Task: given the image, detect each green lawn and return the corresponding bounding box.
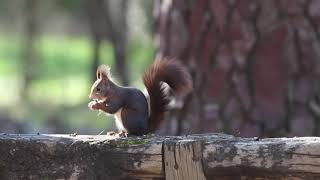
[0,34,154,133]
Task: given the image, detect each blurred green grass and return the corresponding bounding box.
[0,34,154,133]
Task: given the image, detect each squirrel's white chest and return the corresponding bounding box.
[114,108,125,131]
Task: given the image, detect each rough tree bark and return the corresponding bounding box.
[1,133,320,180]
[154,0,320,137]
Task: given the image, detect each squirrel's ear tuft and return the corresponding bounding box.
[96,64,111,80]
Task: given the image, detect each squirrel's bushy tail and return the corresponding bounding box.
[143,58,192,132]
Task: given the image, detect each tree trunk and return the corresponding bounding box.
[101,0,129,85]
[86,0,104,83]
[154,0,320,137]
[86,0,129,85]
[21,0,39,102]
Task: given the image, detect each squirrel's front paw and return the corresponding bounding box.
[88,101,96,110]
[88,101,103,110]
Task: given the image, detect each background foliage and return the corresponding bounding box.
[0,0,154,134]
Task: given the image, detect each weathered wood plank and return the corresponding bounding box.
[1,133,320,179]
[0,134,164,180]
[164,139,206,180]
[202,136,320,178]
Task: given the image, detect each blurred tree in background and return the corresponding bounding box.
[21,0,40,102]
[155,0,320,137]
[87,0,129,85]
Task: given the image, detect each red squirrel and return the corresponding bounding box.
[88,58,192,136]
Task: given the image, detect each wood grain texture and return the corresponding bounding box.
[0,134,164,180]
[164,140,206,180]
[1,133,320,179]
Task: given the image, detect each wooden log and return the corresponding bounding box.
[0,134,164,180]
[164,134,320,180]
[1,133,320,179]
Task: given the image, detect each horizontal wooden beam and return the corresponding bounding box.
[0,133,320,179]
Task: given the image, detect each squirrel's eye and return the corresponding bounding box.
[96,87,101,92]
